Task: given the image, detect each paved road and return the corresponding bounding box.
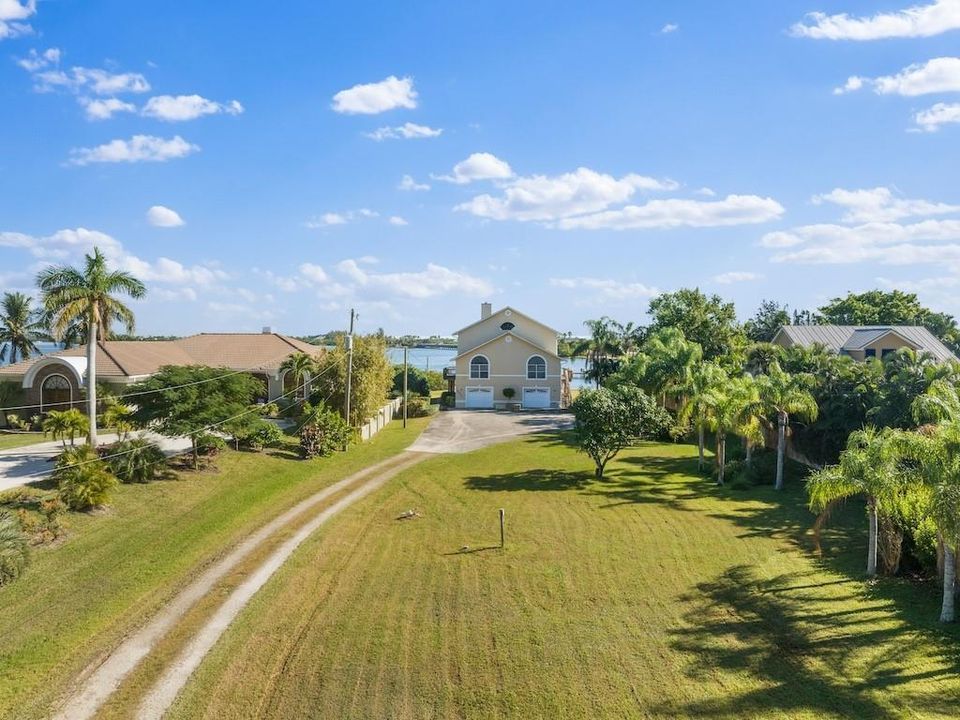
[0,433,194,492]
[409,409,573,454]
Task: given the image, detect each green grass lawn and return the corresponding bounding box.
[0,432,47,450]
[171,433,960,720]
[0,418,430,720]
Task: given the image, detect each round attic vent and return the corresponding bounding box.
[504,309,512,317]
[505,336,513,343]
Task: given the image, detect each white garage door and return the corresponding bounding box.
[523,387,550,409]
[465,387,494,409]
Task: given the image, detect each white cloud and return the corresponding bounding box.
[303,209,378,228]
[331,75,417,114]
[436,152,514,184]
[836,57,960,96]
[791,0,960,40]
[695,187,716,197]
[812,187,960,223]
[914,101,960,130]
[33,66,150,95]
[146,205,185,227]
[299,262,329,283]
[876,275,960,292]
[833,76,864,95]
[660,23,679,34]
[365,122,442,141]
[0,0,35,40]
[388,216,408,226]
[456,167,679,222]
[142,94,244,121]
[398,174,430,191]
[68,135,199,165]
[549,276,658,300]
[334,259,493,299]
[556,194,784,231]
[16,47,59,72]
[81,97,136,120]
[713,271,762,284]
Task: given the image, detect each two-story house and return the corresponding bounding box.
[452,303,563,409]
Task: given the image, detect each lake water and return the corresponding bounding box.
[387,346,591,389]
[0,341,61,367]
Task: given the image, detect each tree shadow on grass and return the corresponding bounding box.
[464,469,592,493]
[656,564,960,719]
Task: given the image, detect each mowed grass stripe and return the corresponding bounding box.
[169,433,960,720]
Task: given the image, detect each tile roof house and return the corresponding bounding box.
[0,329,323,416]
[771,325,956,363]
[451,303,568,409]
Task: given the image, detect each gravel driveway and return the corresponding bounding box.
[409,410,573,454]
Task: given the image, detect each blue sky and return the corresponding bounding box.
[3,0,960,337]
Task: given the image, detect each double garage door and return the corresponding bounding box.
[464,387,551,409]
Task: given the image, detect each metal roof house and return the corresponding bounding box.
[771,325,956,363]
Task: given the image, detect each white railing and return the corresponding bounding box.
[358,397,403,442]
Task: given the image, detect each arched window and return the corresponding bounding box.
[527,355,546,379]
[470,355,490,379]
[500,321,515,331]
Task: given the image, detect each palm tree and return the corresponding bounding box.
[37,247,146,448]
[642,328,703,408]
[678,361,727,471]
[704,375,759,486]
[0,292,47,364]
[756,362,819,490]
[807,427,914,577]
[911,378,960,425]
[574,318,621,388]
[42,408,88,447]
[102,402,135,441]
[279,352,317,401]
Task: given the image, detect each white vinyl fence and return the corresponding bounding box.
[358,397,403,442]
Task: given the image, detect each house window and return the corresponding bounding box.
[500,322,515,331]
[527,355,546,379]
[470,355,490,379]
[881,348,895,358]
[864,348,876,358]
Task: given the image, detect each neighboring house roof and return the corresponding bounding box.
[453,306,560,337]
[0,333,324,380]
[772,325,956,363]
[454,330,560,361]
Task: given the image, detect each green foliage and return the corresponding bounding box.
[107,438,167,483]
[42,408,88,447]
[744,300,791,343]
[423,370,446,391]
[6,414,30,432]
[195,433,227,458]
[299,407,352,459]
[55,445,118,510]
[0,292,46,365]
[502,387,516,399]
[225,417,284,452]
[392,366,430,397]
[101,402,135,441]
[647,288,746,362]
[128,365,262,467]
[312,334,393,427]
[618,327,703,402]
[440,391,456,408]
[400,396,437,418]
[0,382,25,428]
[571,317,632,387]
[0,510,29,586]
[280,352,318,401]
[571,387,670,479]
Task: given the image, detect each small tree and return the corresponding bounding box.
[102,402,135,441]
[108,438,167,483]
[300,407,352,458]
[393,366,430,397]
[312,334,393,427]
[756,362,819,490]
[0,510,29,586]
[128,366,262,469]
[571,387,669,479]
[55,445,118,510]
[42,409,88,447]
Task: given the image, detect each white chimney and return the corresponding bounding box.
[262,326,272,334]
[481,302,492,320]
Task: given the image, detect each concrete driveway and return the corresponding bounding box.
[408,410,573,454]
[0,433,194,492]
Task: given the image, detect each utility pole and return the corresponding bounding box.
[344,308,355,427]
[402,345,408,428]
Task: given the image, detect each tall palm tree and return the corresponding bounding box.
[678,361,727,471]
[0,292,47,364]
[279,351,317,401]
[37,247,146,447]
[807,427,914,577]
[911,378,960,425]
[574,318,621,388]
[642,327,703,408]
[756,362,819,490]
[704,375,759,486]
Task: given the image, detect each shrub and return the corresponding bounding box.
[503,387,516,400]
[226,419,284,452]
[6,414,30,431]
[399,396,436,419]
[107,438,167,483]
[0,510,29,585]
[195,433,227,457]
[440,391,456,408]
[300,408,352,459]
[55,446,118,511]
[393,367,430,397]
[424,370,446,392]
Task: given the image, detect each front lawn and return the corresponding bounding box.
[172,433,960,719]
[0,432,47,450]
[0,418,430,720]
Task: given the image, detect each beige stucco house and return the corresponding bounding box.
[0,329,323,418]
[771,325,956,363]
[452,303,566,409]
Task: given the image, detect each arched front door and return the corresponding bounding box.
[41,374,73,412]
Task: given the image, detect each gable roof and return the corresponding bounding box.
[454,330,560,361]
[773,325,956,363]
[0,333,324,380]
[453,306,559,336]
